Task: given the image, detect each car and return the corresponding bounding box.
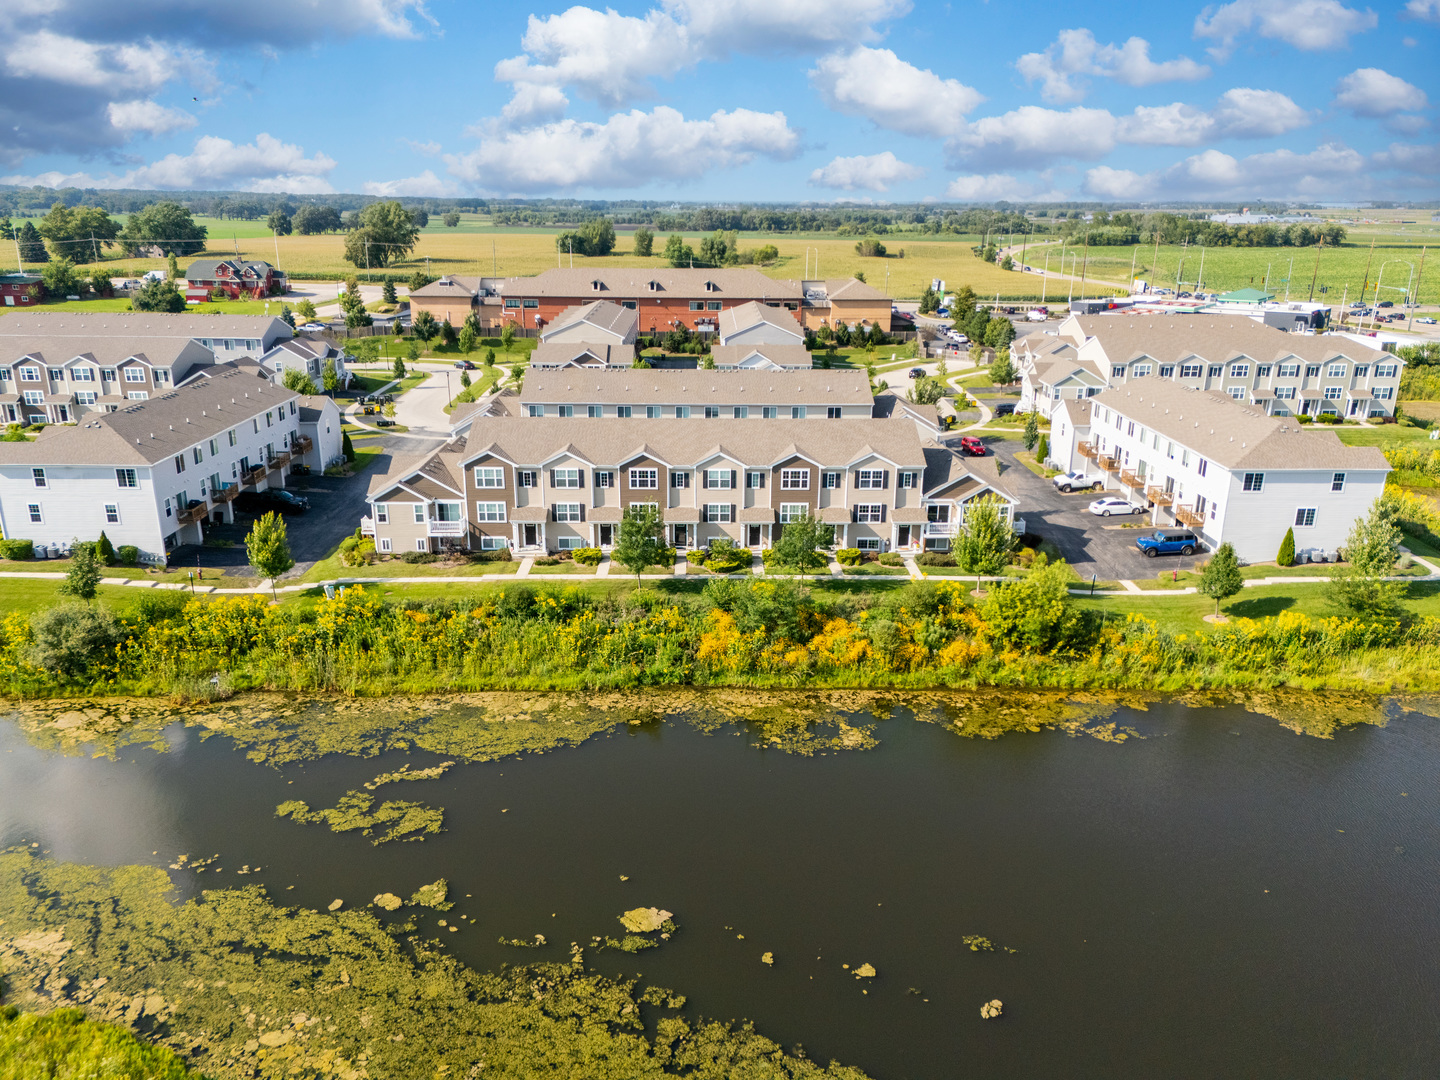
[1027,309,1049,321]
[234,489,310,516]
[375,417,396,427]
[1053,471,1101,493]
[909,367,926,378]
[1089,496,1143,517]
[935,308,949,317]
[454,360,476,370]
[1418,317,1437,325]
[992,402,1016,417]
[1135,528,1203,558]
[1379,300,1394,308]
[953,333,968,344]
[958,435,987,456]
[299,322,326,332]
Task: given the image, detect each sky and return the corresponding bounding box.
[0,0,1436,204]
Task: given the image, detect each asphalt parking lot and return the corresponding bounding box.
[985,438,1200,582]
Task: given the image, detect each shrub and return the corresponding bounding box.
[467,547,512,563]
[1277,527,1296,567]
[571,547,604,566]
[534,556,562,566]
[1294,413,1313,424]
[878,552,904,566]
[836,547,864,566]
[0,538,34,560]
[918,551,958,566]
[400,550,440,564]
[117,545,140,566]
[96,531,116,566]
[27,603,126,679]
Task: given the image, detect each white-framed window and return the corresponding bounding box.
[1375,364,1398,379]
[856,469,886,489]
[1294,507,1316,527]
[733,406,748,419]
[705,468,732,489]
[1111,365,1126,378]
[1278,363,1301,378]
[1208,366,1222,378]
[100,368,116,381]
[629,468,658,489]
[827,406,842,419]
[1133,364,1153,377]
[1375,387,1395,400]
[28,503,42,523]
[209,438,219,455]
[379,537,392,552]
[616,406,632,418]
[557,405,574,418]
[674,406,690,418]
[791,406,807,419]
[587,405,602,418]
[1327,363,1347,378]
[551,468,581,488]
[518,470,537,487]
[479,536,507,550]
[116,468,138,488]
[646,406,662,418]
[1179,363,1202,378]
[899,471,918,489]
[415,538,428,552]
[411,504,425,524]
[1332,472,1346,492]
[1257,365,1272,377]
[1230,364,1250,378]
[123,367,146,383]
[174,454,185,473]
[779,503,809,523]
[596,471,615,488]
[193,446,204,464]
[762,407,777,419]
[704,503,733,522]
[18,366,40,382]
[1243,472,1264,492]
[747,471,765,489]
[671,471,690,489]
[104,504,120,523]
[32,468,45,488]
[823,471,841,489]
[856,537,881,551]
[1324,387,1344,400]
[1228,386,1246,400]
[1197,458,1208,477]
[376,504,388,523]
[553,503,581,522]
[556,536,583,549]
[1305,365,1320,378]
[474,466,504,488]
[855,504,885,522]
[704,406,720,419]
[1275,387,1296,400]
[22,390,42,405]
[71,366,94,382]
[528,405,543,417]
[228,429,237,446]
[780,468,810,490]
[475,502,506,522]
[127,391,149,401]
[1354,365,1369,378]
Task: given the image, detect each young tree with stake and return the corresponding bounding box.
[1198,542,1244,619]
[613,504,665,584]
[247,512,294,601]
[954,496,1015,594]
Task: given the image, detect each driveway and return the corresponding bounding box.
[986,438,1171,582]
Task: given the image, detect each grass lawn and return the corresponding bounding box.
[1334,423,1435,448]
[446,367,504,413]
[298,553,522,583]
[0,579,149,616]
[842,563,908,576]
[0,558,256,587]
[528,561,596,575]
[0,297,288,318]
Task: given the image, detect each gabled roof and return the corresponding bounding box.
[819,277,889,302]
[1072,314,1389,369]
[921,447,1017,502]
[540,300,637,342]
[530,342,635,368]
[716,300,804,344]
[409,275,482,299]
[0,312,290,343]
[185,259,278,280]
[496,268,803,301]
[518,368,871,407]
[710,344,813,369]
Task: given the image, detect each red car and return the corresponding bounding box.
[959,435,987,456]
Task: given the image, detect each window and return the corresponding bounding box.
[1327,363,1347,378]
[762,407,777,419]
[556,536,583,550]
[553,503,581,522]
[522,299,539,309]
[1294,507,1316,528]
[31,468,45,488]
[47,368,63,382]
[193,446,204,464]
[228,429,237,447]
[1278,363,1300,378]
[480,536,507,550]
[1197,458,1208,477]
[1159,365,1175,378]
[71,366,93,382]
[827,406,842,419]
[1111,365,1126,378]
[1230,364,1250,378]
[474,467,504,488]
[1243,472,1264,492]
[705,469,732,489]
[856,537,881,551]
[1181,450,1190,468]
[791,406,807,419]
[856,504,887,523]
[747,471,766,489]
[587,405,602,418]
[899,471,918,489]
[1275,386,1296,400]
[1179,364,1202,379]
[415,538,428,552]
[616,406,632,418]
[673,471,691,488]
[116,468,137,488]
[780,468,810,490]
[1257,365,1272,377]
[596,471,615,488]
[704,406,720,419]
[101,368,116,381]
[123,367,146,383]
[22,390,42,405]
[378,537,392,553]
[856,469,887,489]
[1304,365,1320,378]
[706,301,722,311]
[1331,472,1346,492]
[1354,365,1369,378]
[551,468,581,488]
[1375,386,1395,401]
[822,471,841,489]
[28,504,42,523]
[1207,366,1222,378]
[412,504,425,524]
[1324,386,1343,400]
[646,406,662,418]
[518,470,537,487]
[1375,364,1398,379]
[504,299,520,308]
[528,405,544,417]
[557,405,574,418]
[1228,386,1246,400]
[779,503,808,523]
[1133,364,1153,377]
[475,502,506,522]
[704,503,733,523]
[688,301,704,311]
[376,504,388,524]
[174,454,185,473]
[18,366,39,382]
[733,406,748,419]
[209,438,219,456]
[674,406,690,419]
[629,468,658,489]
[105,504,120,524]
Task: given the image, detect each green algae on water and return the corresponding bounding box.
[275,792,444,845]
[407,879,452,910]
[363,762,454,789]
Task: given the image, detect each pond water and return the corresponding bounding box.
[2,697,1439,1079]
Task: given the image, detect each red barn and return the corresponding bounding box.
[0,274,43,308]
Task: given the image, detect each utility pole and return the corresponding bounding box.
[272,229,281,271]
[1196,245,1206,294]
[1129,245,1138,291]
[1406,246,1427,333]
[492,239,497,276]
[1307,236,1324,301]
[1336,284,1347,328]
[1284,255,1294,301]
[1358,236,1376,310]
[1077,231,1090,301]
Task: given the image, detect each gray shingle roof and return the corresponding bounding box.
[717,300,804,342]
[519,368,873,408]
[1070,314,1389,366]
[710,344,812,368]
[0,311,290,342]
[541,300,637,341]
[496,268,804,300]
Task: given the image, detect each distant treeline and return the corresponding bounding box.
[1058,211,1347,248]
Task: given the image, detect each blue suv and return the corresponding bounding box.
[1135,528,1203,558]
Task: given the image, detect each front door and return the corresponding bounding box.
[747,525,761,547]
[897,525,911,548]
[673,525,688,548]
[598,524,613,547]
[523,524,538,547]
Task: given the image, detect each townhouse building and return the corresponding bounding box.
[1047,379,1389,562]
[1017,315,1402,420]
[0,363,306,562]
[710,301,812,370]
[530,300,637,369]
[257,336,350,387]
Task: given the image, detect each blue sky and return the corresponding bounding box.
[1,0,1436,203]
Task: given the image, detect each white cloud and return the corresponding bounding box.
[1209,87,1312,136]
[1194,0,1379,59]
[2,31,206,92]
[809,47,983,137]
[1083,166,1154,200]
[401,138,442,156]
[948,106,1118,168]
[1403,0,1440,22]
[446,106,798,193]
[498,83,570,126]
[106,99,196,136]
[662,0,910,54]
[363,170,458,197]
[1373,141,1440,172]
[1333,68,1429,116]
[944,174,1024,201]
[809,151,924,192]
[1016,29,1210,104]
[1084,142,1369,200]
[1115,103,1216,146]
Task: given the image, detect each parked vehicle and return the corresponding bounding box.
[375,417,396,427]
[234,489,310,516]
[958,435,987,456]
[1418,317,1437,325]
[1379,300,1394,308]
[289,464,311,476]
[1053,471,1101,493]
[1135,528,1202,557]
[299,322,326,332]
[1089,496,1143,517]
[909,367,926,379]
[1027,309,1049,321]
[455,360,476,370]
[993,402,1016,417]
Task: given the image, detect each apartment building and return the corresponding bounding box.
[257,336,350,387]
[1017,315,1402,420]
[530,300,638,369]
[0,363,307,561]
[1047,379,1389,561]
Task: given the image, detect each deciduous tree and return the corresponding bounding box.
[1198,542,1244,617]
[771,511,832,573]
[322,359,338,394]
[267,208,292,236]
[614,503,665,583]
[41,257,80,297]
[633,226,654,257]
[120,202,206,256]
[955,495,1015,594]
[130,278,186,313]
[58,542,102,601]
[1331,499,1402,616]
[282,367,318,395]
[246,512,294,600]
[343,201,421,268]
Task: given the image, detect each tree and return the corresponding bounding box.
[267,208,293,236]
[854,237,886,257]
[120,202,207,256]
[613,503,665,583]
[1331,499,1403,616]
[412,310,440,342]
[37,202,121,252]
[1036,433,1049,464]
[344,303,373,329]
[463,310,483,338]
[952,284,978,322]
[412,208,429,228]
[282,367,318,395]
[95,530,116,566]
[1023,408,1040,451]
[295,298,318,320]
[633,226,654,257]
[322,358,338,394]
[771,511,833,573]
[381,279,398,304]
[989,351,1018,385]
[663,233,694,267]
[342,431,356,461]
[1277,527,1296,567]
[1198,542,1244,618]
[58,542,102,601]
[580,217,616,256]
[279,304,295,329]
[41,257,80,297]
[246,512,294,600]
[1000,254,1015,271]
[754,243,779,265]
[443,212,461,227]
[912,376,945,405]
[130,278,186,313]
[500,322,516,353]
[854,271,867,283]
[343,201,421,268]
[350,337,380,368]
[407,340,422,362]
[17,221,48,264]
[980,561,1079,652]
[984,317,1016,350]
[167,251,180,282]
[509,363,525,390]
[408,270,435,292]
[27,603,124,679]
[393,356,407,379]
[458,324,477,355]
[460,369,471,389]
[918,287,939,314]
[294,204,342,235]
[954,495,1015,593]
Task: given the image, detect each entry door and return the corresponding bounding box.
[598,524,613,547]
[747,525,761,546]
[523,524,538,547]
[897,525,912,547]
[673,525,688,548]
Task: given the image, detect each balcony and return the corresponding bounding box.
[1147,486,1174,507]
[923,522,958,538]
[1078,441,1097,460]
[360,516,375,537]
[267,450,291,471]
[1119,470,1146,491]
[426,519,465,537]
[242,465,267,487]
[1174,504,1205,527]
[1099,455,1121,473]
[293,435,313,454]
[211,484,239,503]
[177,502,207,526]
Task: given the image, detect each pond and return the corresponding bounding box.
[1,693,1438,1079]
